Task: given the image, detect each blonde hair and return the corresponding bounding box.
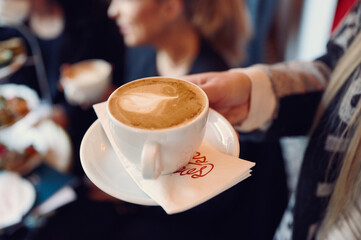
[314,31,361,238]
[183,0,253,67]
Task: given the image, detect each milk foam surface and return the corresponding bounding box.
[119,92,177,114]
[109,78,205,129]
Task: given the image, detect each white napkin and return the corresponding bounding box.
[93,102,255,214]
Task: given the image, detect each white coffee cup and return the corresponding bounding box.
[107,77,209,179]
[60,59,112,106]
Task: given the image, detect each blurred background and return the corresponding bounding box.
[0,0,353,239]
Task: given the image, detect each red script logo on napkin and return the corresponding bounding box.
[174,152,214,178]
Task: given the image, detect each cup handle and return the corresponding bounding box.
[141,141,162,179]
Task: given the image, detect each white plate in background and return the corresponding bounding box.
[0,171,35,229]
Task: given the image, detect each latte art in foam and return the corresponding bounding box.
[108,78,206,129]
[119,92,177,115]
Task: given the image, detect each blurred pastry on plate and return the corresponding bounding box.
[0,95,30,127]
[0,142,42,175]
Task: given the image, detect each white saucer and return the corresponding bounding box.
[80,109,240,206]
[0,171,36,229]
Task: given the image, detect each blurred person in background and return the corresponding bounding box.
[107,0,252,82]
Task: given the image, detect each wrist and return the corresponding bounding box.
[230,67,277,132]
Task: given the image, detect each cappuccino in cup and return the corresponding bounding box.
[108,78,206,130]
[107,77,209,179]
